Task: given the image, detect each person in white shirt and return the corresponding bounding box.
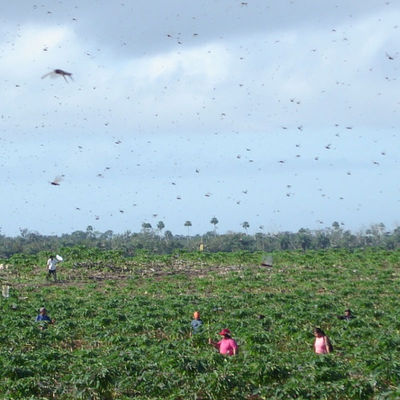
[46,256,59,281]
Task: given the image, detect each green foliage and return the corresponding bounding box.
[1,248,400,398]
[1,222,400,259]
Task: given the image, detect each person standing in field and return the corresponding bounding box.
[46,255,60,281]
[313,328,333,354]
[209,328,238,355]
[191,311,204,335]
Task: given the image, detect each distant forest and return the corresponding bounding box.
[0,220,399,259]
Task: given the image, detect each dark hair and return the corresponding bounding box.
[314,327,325,336]
[223,334,231,338]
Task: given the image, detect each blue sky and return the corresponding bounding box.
[1,0,399,236]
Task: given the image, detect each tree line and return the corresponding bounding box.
[0,220,399,259]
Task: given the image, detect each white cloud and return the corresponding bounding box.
[1,2,400,236]
[119,42,232,88]
[0,25,73,76]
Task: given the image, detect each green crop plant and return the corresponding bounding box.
[1,248,400,398]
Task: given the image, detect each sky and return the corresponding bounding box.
[1,0,399,237]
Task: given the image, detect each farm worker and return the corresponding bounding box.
[46,255,61,281]
[191,311,204,335]
[209,328,238,355]
[313,328,333,354]
[338,309,355,321]
[35,307,55,324]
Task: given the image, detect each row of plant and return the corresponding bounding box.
[3,246,400,269]
[0,248,400,398]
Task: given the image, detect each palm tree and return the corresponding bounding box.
[157,221,165,241]
[332,221,340,230]
[210,217,219,235]
[184,221,192,236]
[241,221,250,234]
[86,225,94,240]
[157,221,165,232]
[141,223,152,233]
[184,221,192,246]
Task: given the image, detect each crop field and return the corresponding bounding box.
[1,248,400,399]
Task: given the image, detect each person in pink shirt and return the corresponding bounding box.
[209,328,238,355]
[313,328,333,354]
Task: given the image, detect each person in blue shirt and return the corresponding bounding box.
[35,307,55,324]
[191,311,204,335]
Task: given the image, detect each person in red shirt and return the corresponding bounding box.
[209,328,238,355]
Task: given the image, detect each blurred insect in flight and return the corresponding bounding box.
[50,176,63,186]
[42,69,73,83]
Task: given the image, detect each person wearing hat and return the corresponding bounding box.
[35,307,55,324]
[338,309,355,321]
[209,328,238,355]
[191,311,204,335]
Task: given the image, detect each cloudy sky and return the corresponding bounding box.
[1,0,399,237]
